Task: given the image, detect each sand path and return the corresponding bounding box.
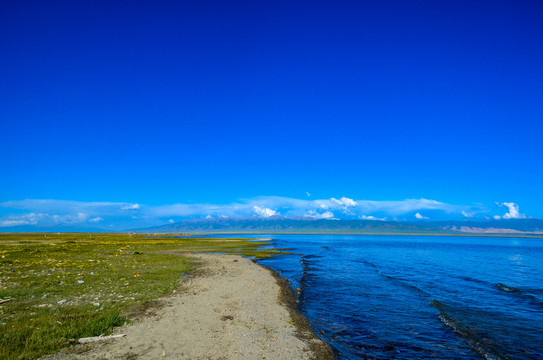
[46,254,332,360]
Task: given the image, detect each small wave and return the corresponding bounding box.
[458,275,490,286]
[380,273,427,296]
[300,254,323,263]
[524,287,543,295]
[496,283,543,309]
[305,254,323,259]
[355,258,428,297]
[300,255,320,273]
[431,300,508,360]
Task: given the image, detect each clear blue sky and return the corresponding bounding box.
[1,1,542,228]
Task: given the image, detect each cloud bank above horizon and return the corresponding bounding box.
[0,196,528,230]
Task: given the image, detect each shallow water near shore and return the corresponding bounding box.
[218,234,542,359]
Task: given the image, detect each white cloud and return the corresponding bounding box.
[0,196,491,230]
[360,198,452,215]
[493,215,502,220]
[498,202,526,219]
[252,206,277,218]
[121,203,140,210]
[329,197,358,215]
[0,211,100,227]
[461,210,474,218]
[318,211,335,219]
[2,199,119,212]
[0,219,29,227]
[331,197,357,207]
[306,192,311,197]
[77,212,89,221]
[168,219,175,223]
[305,211,335,219]
[0,212,46,227]
[226,196,467,218]
[415,212,429,220]
[360,215,386,221]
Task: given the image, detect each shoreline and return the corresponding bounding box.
[258,262,335,359]
[45,253,334,360]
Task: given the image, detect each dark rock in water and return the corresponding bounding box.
[496,283,521,293]
[384,345,395,351]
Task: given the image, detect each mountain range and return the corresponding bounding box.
[134,217,543,236]
[3,217,543,236]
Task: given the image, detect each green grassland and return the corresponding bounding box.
[0,233,288,360]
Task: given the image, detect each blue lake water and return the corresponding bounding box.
[242,234,543,359]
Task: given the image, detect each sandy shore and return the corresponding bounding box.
[45,254,333,360]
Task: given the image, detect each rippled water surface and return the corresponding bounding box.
[251,235,543,359]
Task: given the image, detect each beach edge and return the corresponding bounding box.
[258,261,336,359]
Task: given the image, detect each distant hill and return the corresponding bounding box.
[431,218,543,234]
[135,217,450,234]
[4,217,542,235]
[135,217,543,236]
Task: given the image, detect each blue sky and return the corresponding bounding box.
[1,1,542,230]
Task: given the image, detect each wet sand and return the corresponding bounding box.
[46,254,333,360]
